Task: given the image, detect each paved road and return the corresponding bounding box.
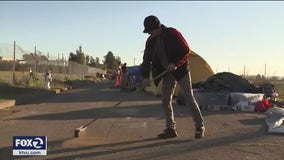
[0,81,283,160]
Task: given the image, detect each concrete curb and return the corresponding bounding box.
[0,86,72,110]
[15,90,57,105]
[0,99,16,110]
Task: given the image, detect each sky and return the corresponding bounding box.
[0,1,284,77]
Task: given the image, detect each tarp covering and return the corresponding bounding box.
[201,72,261,93]
[265,107,284,134]
[126,65,142,85]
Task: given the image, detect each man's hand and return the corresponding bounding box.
[140,78,151,90]
[166,63,177,72]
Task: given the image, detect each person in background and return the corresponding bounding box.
[29,68,33,80]
[115,61,122,88]
[121,63,128,88]
[140,15,205,139]
[44,70,52,89]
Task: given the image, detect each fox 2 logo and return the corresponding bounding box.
[13,136,47,150]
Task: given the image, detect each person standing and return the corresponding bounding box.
[115,61,122,88]
[121,63,128,88]
[29,68,34,80]
[44,70,52,89]
[140,15,205,139]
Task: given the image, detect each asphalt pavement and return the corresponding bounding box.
[0,80,283,160]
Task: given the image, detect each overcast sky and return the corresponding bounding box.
[1,1,284,76]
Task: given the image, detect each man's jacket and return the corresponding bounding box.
[140,25,191,86]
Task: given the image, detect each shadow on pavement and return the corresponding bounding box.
[11,102,256,121]
[22,81,160,105]
[11,104,167,120]
[44,128,266,159]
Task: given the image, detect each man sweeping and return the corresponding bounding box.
[140,15,205,139]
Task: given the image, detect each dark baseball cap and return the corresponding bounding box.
[143,15,161,33]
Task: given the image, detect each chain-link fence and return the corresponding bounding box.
[0,59,106,85]
[0,60,105,75]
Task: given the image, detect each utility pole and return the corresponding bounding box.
[58,53,60,74]
[13,41,16,85]
[264,64,267,78]
[64,56,66,78]
[243,65,246,77]
[34,46,37,73]
[47,52,49,67]
[134,58,136,66]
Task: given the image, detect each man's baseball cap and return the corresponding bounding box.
[143,15,161,33]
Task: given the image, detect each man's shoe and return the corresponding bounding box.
[157,128,178,139]
[195,127,205,138]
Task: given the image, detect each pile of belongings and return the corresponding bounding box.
[265,106,284,133]
[120,66,141,92]
[194,72,261,93]
[177,72,278,112]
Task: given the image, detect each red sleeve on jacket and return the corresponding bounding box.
[168,29,191,67]
[176,52,190,67]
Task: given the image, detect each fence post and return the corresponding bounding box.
[12,41,16,85]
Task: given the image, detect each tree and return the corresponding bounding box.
[23,53,47,61]
[95,57,100,64]
[76,46,86,65]
[23,53,34,61]
[86,55,90,65]
[90,56,95,66]
[103,51,117,70]
[40,55,48,61]
[69,52,77,62]
[115,56,121,65]
[69,46,86,64]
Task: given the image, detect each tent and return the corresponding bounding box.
[126,65,143,86]
[145,51,214,96]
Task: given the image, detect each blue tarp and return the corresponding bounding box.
[126,65,142,85]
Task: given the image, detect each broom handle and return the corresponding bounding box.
[151,70,168,81]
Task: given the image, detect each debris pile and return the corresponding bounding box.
[196,72,261,93]
[179,72,279,113]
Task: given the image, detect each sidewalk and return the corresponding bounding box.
[0,89,59,110]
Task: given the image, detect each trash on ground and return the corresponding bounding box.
[265,106,284,134]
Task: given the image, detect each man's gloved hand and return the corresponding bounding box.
[140,78,151,90]
[166,63,177,72]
